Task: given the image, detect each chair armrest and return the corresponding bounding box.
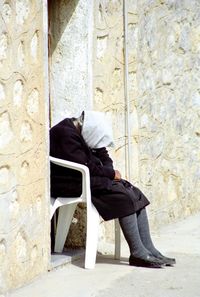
[50,156,88,172]
[50,156,91,201]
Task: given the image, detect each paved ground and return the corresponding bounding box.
[9,213,200,297]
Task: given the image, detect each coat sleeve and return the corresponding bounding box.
[50,126,115,179]
[92,148,114,168]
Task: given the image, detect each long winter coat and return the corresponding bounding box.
[50,118,150,221]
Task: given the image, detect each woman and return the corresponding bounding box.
[50,110,176,268]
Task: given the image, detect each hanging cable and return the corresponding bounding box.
[123,0,131,180]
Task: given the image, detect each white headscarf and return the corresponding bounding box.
[81,111,114,149]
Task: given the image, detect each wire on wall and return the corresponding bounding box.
[123,0,131,180]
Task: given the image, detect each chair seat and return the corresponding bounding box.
[50,197,83,219]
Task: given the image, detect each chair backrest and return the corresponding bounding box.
[50,156,91,201]
[50,156,92,216]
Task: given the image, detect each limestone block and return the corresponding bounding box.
[0,33,8,66]
[128,23,138,52]
[97,2,106,27]
[179,25,191,52]
[30,245,38,266]
[16,0,30,25]
[167,33,176,48]
[162,68,173,85]
[94,87,104,106]
[20,121,32,142]
[112,67,123,91]
[13,80,23,107]
[9,190,19,222]
[97,34,108,59]
[17,41,25,67]
[0,197,8,239]
[191,25,200,53]
[27,88,39,116]
[30,32,39,62]
[2,3,12,24]
[35,195,42,216]
[129,72,137,91]
[0,239,6,264]
[20,161,29,177]
[0,166,16,196]
[140,114,149,129]
[0,112,13,149]
[15,231,28,263]
[99,0,123,27]
[192,91,200,107]
[139,162,154,186]
[167,175,180,202]
[0,83,5,102]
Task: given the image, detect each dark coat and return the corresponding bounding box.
[50,118,150,221]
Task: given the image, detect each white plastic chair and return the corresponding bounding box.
[50,156,121,269]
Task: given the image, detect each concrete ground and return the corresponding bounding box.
[9,213,200,297]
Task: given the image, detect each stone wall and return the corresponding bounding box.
[93,0,200,238]
[0,0,49,293]
[136,0,200,226]
[49,0,200,249]
[49,0,93,126]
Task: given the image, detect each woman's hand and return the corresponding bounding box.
[114,170,121,180]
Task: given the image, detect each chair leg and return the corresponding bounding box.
[54,203,77,253]
[114,219,121,260]
[85,203,99,269]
